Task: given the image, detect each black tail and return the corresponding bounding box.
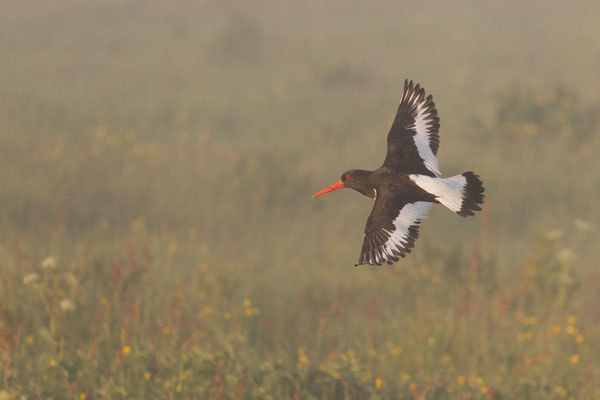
[457,172,485,217]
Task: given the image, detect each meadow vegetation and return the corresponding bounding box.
[0,0,599,398]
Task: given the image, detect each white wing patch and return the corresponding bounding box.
[414,102,441,176]
[382,201,433,260]
[410,174,467,213]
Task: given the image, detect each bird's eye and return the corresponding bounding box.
[345,174,352,180]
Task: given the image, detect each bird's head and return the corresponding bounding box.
[312,170,373,198]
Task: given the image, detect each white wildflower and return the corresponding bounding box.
[59,298,76,312]
[23,272,40,285]
[574,218,595,231]
[544,229,563,241]
[557,248,575,263]
[41,256,57,270]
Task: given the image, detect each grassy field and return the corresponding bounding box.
[1,0,599,398]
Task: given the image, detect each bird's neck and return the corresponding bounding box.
[354,170,376,199]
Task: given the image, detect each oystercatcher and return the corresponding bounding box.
[313,80,485,266]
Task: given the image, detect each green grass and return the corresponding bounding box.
[0,0,599,398]
[1,227,598,398]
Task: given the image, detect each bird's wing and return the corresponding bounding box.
[383,80,441,176]
[356,192,433,266]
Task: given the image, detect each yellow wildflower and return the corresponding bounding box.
[25,335,34,345]
[144,372,151,380]
[49,359,57,367]
[297,347,309,369]
[386,341,402,356]
[575,334,584,343]
[223,312,231,320]
[243,299,251,307]
[123,345,131,355]
[566,326,577,335]
[457,376,466,386]
[375,378,383,390]
[570,354,580,365]
[245,307,260,316]
[79,394,86,400]
[441,353,451,364]
[518,331,532,341]
[567,315,576,325]
[481,386,488,394]
[409,383,417,391]
[554,386,567,396]
[198,306,214,318]
[427,337,436,346]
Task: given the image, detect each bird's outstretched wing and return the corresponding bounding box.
[383,80,441,176]
[356,191,433,266]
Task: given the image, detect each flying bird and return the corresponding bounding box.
[313,80,485,266]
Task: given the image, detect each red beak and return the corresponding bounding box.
[312,180,344,198]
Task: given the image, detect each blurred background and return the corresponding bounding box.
[1,0,599,398]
